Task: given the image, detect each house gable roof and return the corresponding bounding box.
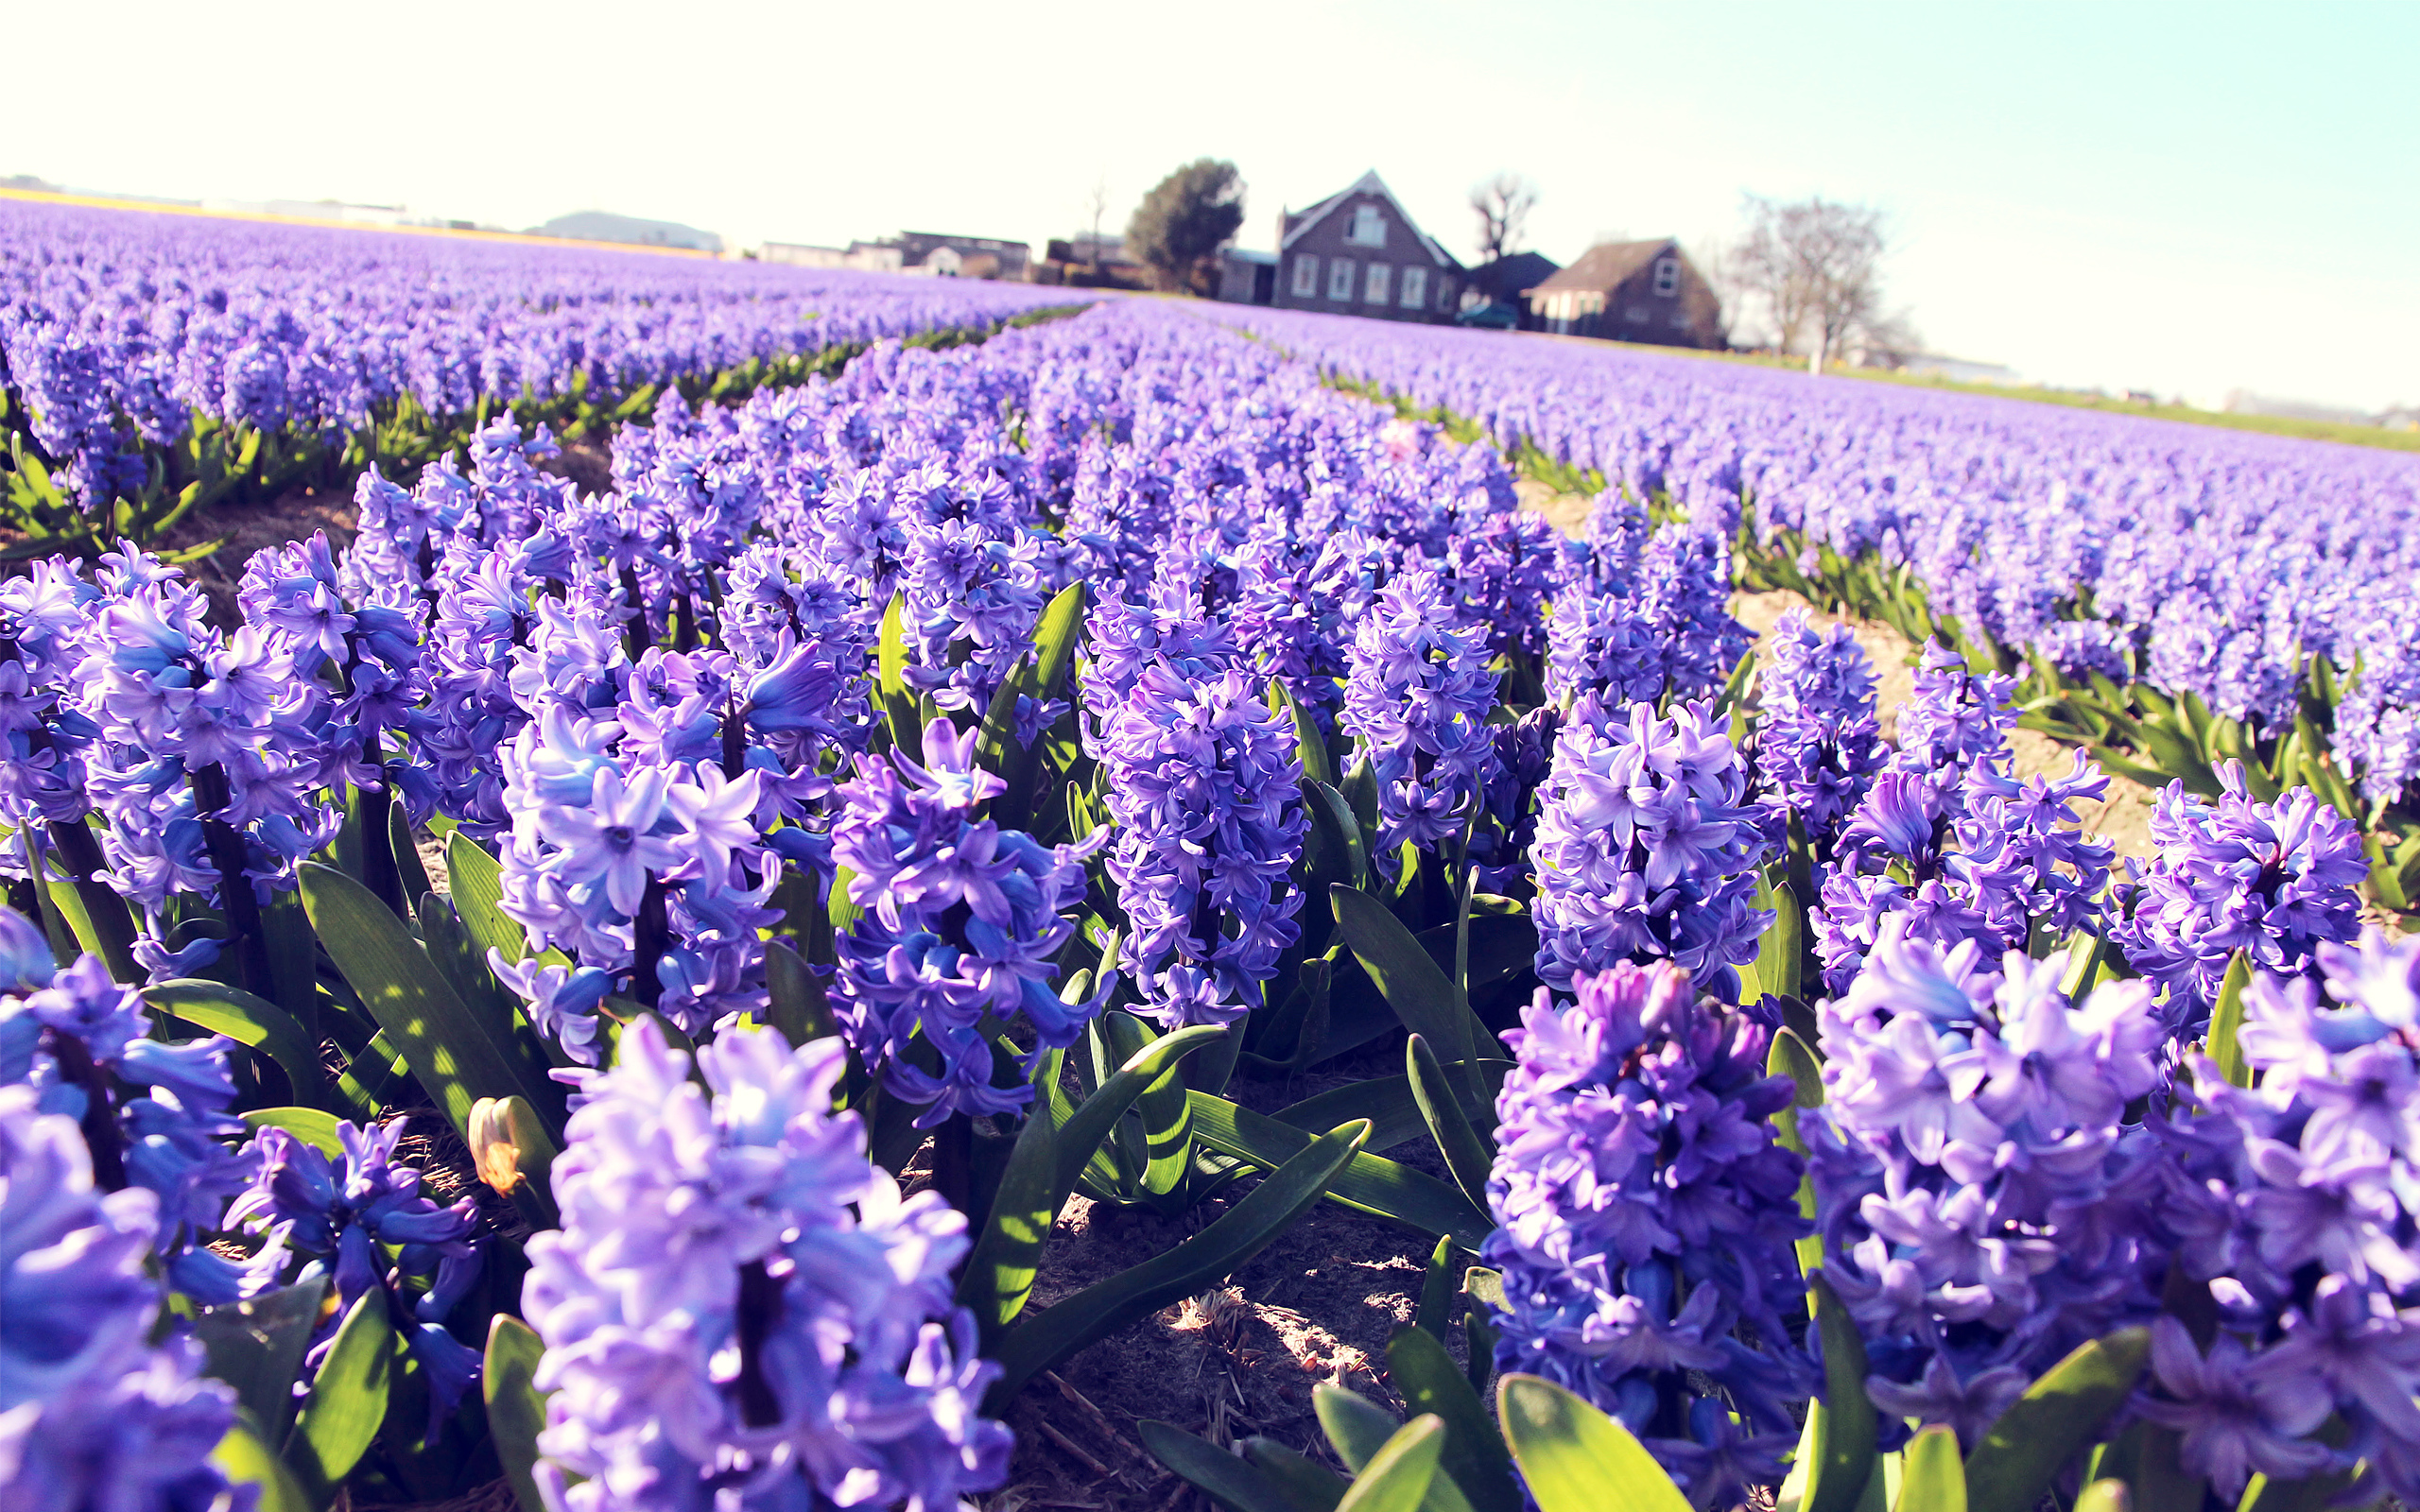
[1473,250,1561,301]
[1528,238,1680,295]
[1281,170,1458,269]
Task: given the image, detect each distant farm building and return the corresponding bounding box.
[759,232,1029,279]
[1036,235,1153,290]
[1466,251,1562,330]
[1216,170,1464,324]
[1525,239,1721,349]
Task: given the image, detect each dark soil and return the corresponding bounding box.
[976,1047,1475,1512]
[137,433,614,620]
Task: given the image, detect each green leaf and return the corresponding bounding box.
[484,1315,550,1512]
[1245,1437,1354,1510]
[1462,1304,1498,1399]
[418,890,529,1040]
[826,864,865,939]
[1027,579,1088,704]
[286,1291,395,1503]
[1316,1386,1412,1472]
[762,939,837,1049]
[1049,1024,1226,1219]
[1187,1091,1492,1251]
[1962,1327,2151,1512]
[1805,1273,1879,1512]
[1274,1062,1512,1156]
[210,1413,314,1512]
[1495,1373,1693,1512]
[1406,1035,1494,1212]
[1331,885,1485,1111]
[1104,1010,1195,1200]
[1304,782,1371,901]
[239,1106,349,1158]
[1138,1418,1297,1512]
[1336,1416,1446,1512]
[298,862,562,1149]
[1896,1425,1964,1512]
[196,1276,329,1442]
[2207,951,2254,1089]
[987,1119,1369,1407]
[1274,680,1335,788]
[1753,869,1804,1005]
[878,591,920,748]
[146,978,339,1113]
[389,806,433,912]
[974,651,1036,780]
[43,866,143,983]
[1766,1027,1825,1280]
[337,1031,413,1117]
[1387,1325,1521,1512]
[956,1049,1065,1342]
[1416,1236,1458,1341]
[1341,756,1380,840]
[446,832,561,973]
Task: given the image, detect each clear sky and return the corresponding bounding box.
[10,0,2414,411]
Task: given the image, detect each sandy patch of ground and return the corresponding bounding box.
[1518,481,2159,864]
[1731,588,2159,865]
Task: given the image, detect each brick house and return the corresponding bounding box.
[1219,170,1463,322]
[1524,239,1723,349]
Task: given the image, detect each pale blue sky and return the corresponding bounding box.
[10,1,2414,409]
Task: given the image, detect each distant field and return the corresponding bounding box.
[1593,336,2420,453]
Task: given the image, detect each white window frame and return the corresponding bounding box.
[1347,203,1389,248]
[1327,256,1356,301]
[1364,263,1391,305]
[1291,254,1320,298]
[1399,266,1427,308]
[1653,257,1680,297]
[1438,276,1456,310]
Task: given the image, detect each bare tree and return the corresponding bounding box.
[1686,234,1739,346]
[1080,173,1112,270]
[1725,194,1895,371]
[1470,172,1538,266]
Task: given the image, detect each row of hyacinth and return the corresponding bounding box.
[0,905,498,1508]
[4,257,2414,1512]
[0,197,1079,509]
[1208,302,2420,802]
[1490,921,2412,1505]
[1487,574,2402,1504]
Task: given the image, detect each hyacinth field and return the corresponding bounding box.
[6,198,2420,1512]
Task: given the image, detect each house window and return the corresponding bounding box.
[1437,276,1456,310]
[1625,305,1650,323]
[1347,203,1388,248]
[1669,310,1689,328]
[1364,263,1391,305]
[1399,266,1427,308]
[1328,257,1356,301]
[1291,254,1319,298]
[1653,258,1679,296]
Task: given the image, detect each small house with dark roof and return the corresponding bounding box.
[1218,170,1463,322]
[1525,238,1723,349]
[1467,251,1563,329]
